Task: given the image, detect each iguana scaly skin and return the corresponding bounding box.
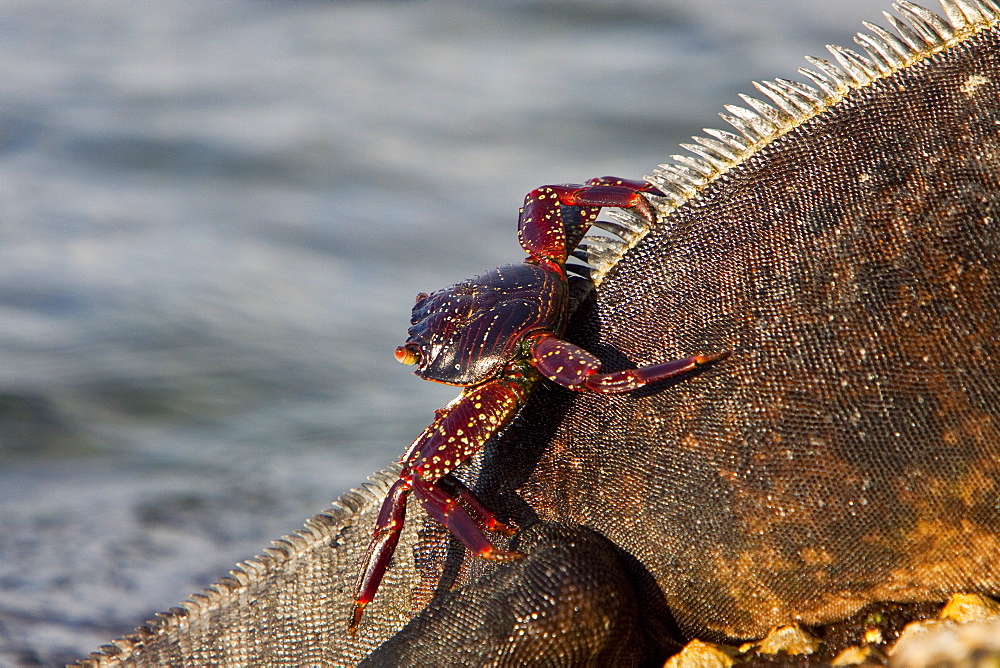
[470,0,1000,646]
[76,1,1000,665]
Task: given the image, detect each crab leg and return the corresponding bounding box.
[405,378,527,557]
[351,478,410,631]
[528,332,728,394]
[351,378,529,631]
[411,476,522,560]
[406,379,529,481]
[438,474,517,535]
[518,177,663,264]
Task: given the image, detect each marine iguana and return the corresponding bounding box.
[75,1,1000,664]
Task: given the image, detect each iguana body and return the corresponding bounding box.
[76,1,1000,664]
[478,2,1000,644]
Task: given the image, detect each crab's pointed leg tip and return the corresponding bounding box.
[349,602,366,636]
[494,522,518,537]
[484,515,519,536]
[700,350,732,365]
[480,546,526,562]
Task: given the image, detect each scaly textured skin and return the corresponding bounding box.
[360,522,652,667]
[462,4,1000,647]
[73,2,1000,665]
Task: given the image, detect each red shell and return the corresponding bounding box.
[405,263,566,385]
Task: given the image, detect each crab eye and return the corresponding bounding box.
[394,345,420,365]
[414,292,429,304]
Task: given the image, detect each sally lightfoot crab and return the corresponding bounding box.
[351,177,728,630]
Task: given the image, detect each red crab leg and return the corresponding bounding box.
[406,378,529,483]
[438,474,517,536]
[411,476,522,560]
[351,478,411,632]
[351,377,529,632]
[405,378,527,556]
[527,332,729,394]
[518,177,663,265]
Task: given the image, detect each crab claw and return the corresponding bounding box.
[395,345,420,365]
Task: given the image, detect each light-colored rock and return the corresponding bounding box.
[889,616,1000,667]
[939,593,1000,624]
[663,639,738,668]
[754,623,822,656]
[831,644,886,666]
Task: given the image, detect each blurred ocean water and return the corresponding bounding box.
[0,0,889,663]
